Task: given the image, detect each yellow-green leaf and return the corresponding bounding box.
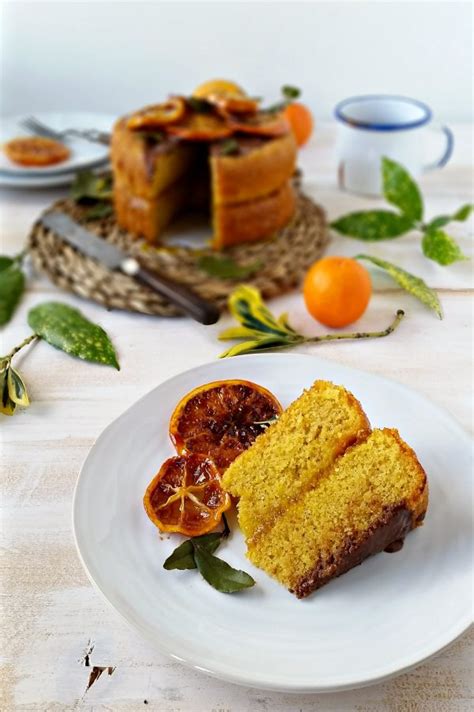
[422,230,468,266]
[228,285,295,337]
[1,368,16,415]
[7,367,29,406]
[218,326,262,341]
[219,335,297,358]
[356,254,442,319]
[27,302,120,369]
[382,157,423,221]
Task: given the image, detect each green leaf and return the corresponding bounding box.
[186,97,213,113]
[84,202,114,220]
[163,533,223,570]
[163,540,195,570]
[0,256,15,271]
[0,258,25,326]
[193,543,255,593]
[426,215,451,231]
[356,254,442,319]
[7,367,29,406]
[382,157,423,221]
[452,203,473,221]
[198,255,262,280]
[331,210,413,240]
[70,171,113,204]
[421,230,467,266]
[281,85,301,100]
[219,138,240,156]
[27,302,120,369]
[0,368,16,416]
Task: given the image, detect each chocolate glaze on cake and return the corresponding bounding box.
[292,504,414,599]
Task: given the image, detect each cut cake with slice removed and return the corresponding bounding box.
[222,381,371,542]
[222,381,428,598]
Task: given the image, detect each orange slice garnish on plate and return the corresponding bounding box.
[127,97,186,130]
[4,136,70,166]
[167,113,233,141]
[169,380,282,471]
[143,453,231,536]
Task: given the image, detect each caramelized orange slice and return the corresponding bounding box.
[4,136,70,166]
[143,453,231,536]
[230,113,290,137]
[208,93,260,116]
[169,380,282,471]
[127,98,186,130]
[167,113,233,141]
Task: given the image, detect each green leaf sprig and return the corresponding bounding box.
[0,252,26,326]
[198,254,262,280]
[0,302,119,416]
[265,85,301,113]
[218,285,404,358]
[70,171,114,221]
[219,138,240,156]
[163,515,255,593]
[331,157,472,267]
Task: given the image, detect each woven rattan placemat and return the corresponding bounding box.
[28,188,329,317]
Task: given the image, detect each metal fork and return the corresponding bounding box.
[21,116,111,146]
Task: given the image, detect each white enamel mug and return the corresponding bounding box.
[334,95,454,196]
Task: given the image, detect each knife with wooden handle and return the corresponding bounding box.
[39,212,221,325]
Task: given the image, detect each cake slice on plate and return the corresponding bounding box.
[223,381,428,598]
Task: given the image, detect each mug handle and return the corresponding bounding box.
[423,125,454,171]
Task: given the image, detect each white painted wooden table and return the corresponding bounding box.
[1,123,472,711]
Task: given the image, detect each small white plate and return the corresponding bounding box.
[73,354,473,692]
[0,112,115,184]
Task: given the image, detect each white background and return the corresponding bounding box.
[1,0,472,121]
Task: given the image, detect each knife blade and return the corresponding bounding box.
[39,212,220,325]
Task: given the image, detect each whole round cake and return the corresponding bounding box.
[111,80,298,249]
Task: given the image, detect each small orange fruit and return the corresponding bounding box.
[169,380,282,471]
[193,79,245,100]
[303,256,372,328]
[143,453,231,536]
[284,102,314,147]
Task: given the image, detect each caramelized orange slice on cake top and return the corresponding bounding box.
[167,113,233,141]
[127,97,186,130]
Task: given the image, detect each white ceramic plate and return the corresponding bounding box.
[73,354,473,692]
[0,112,115,185]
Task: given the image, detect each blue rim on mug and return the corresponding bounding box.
[334,95,433,131]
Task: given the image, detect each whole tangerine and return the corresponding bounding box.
[303,256,372,328]
[193,79,245,99]
[284,102,314,147]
